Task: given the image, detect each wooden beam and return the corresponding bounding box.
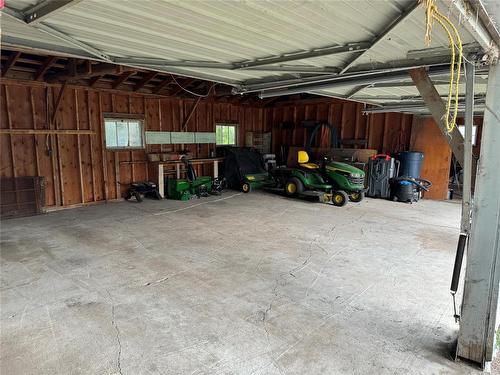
[74,89,85,203]
[182,96,202,131]
[153,76,174,94]
[133,71,157,91]
[2,51,21,76]
[51,81,68,126]
[34,56,57,80]
[87,90,97,202]
[29,87,41,176]
[98,93,109,201]
[170,78,195,96]
[88,75,101,87]
[409,67,465,167]
[46,63,134,83]
[0,129,96,135]
[112,71,135,89]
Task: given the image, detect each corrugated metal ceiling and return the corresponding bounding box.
[0,0,491,110]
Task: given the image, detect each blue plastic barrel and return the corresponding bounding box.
[398,151,424,178]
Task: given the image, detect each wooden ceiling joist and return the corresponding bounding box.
[2,51,21,76]
[153,77,174,94]
[34,56,57,80]
[170,78,195,96]
[133,71,157,91]
[112,71,135,89]
[46,63,133,83]
[0,48,272,105]
[89,75,102,88]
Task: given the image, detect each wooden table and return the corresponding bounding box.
[157,157,224,198]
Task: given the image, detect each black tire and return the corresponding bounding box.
[125,191,132,200]
[349,191,364,202]
[285,177,304,197]
[242,182,252,193]
[133,191,143,202]
[153,190,162,200]
[332,190,348,207]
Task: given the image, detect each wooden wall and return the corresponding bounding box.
[1,79,464,208]
[410,117,452,200]
[0,80,267,208]
[265,99,414,155]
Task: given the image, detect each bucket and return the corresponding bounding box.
[398,151,424,178]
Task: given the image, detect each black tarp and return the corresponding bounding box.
[217,147,266,189]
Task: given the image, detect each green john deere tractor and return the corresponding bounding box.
[271,151,349,206]
[320,159,366,204]
[272,151,365,207]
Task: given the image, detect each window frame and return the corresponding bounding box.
[458,124,478,146]
[103,114,146,150]
[215,123,238,146]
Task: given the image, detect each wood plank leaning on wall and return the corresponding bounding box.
[0,80,267,209]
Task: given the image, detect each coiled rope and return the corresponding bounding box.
[421,0,463,133]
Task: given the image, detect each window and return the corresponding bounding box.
[105,118,144,149]
[458,125,478,146]
[216,124,237,146]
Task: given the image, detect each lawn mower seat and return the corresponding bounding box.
[298,151,320,170]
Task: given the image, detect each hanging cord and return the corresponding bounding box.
[421,0,463,133]
[169,74,216,97]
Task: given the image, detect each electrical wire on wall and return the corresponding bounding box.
[169,74,217,97]
[420,0,463,133]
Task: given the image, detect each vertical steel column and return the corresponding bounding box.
[456,61,500,368]
[461,60,475,233]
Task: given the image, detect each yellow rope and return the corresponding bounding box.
[420,0,463,133]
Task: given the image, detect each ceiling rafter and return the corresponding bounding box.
[1,51,21,76]
[34,56,57,80]
[234,42,370,69]
[2,6,112,62]
[133,71,158,91]
[153,77,175,94]
[112,71,136,89]
[170,78,195,96]
[339,1,420,74]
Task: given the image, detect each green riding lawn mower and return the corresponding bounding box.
[273,150,365,207]
[218,147,365,207]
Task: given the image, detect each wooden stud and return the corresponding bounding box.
[128,95,134,182]
[111,95,120,198]
[87,90,97,202]
[2,51,21,76]
[158,98,162,154]
[98,93,108,201]
[48,87,62,206]
[115,155,120,198]
[74,89,85,203]
[4,86,19,210]
[53,87,65,206]
[354,103,361,146]
[29,87,41,176]
[382,113,389,153]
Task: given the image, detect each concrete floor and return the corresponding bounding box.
[0,192,483,374]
